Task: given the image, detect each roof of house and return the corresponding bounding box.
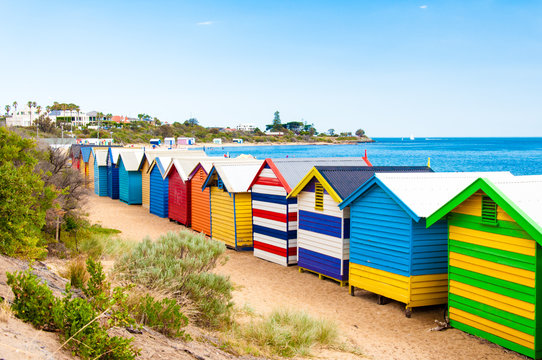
[427,175,542,243]
[187,156,256,179]
[340,171,514,221]
[143,149,207,165]
[108,147,122,165]
[288,166,433,202]
[94,149,108,166]
[118,150,145,171]
[202,160,264,193]
[165,158,203,182]
[148,156,173,178]
[248,157,372,193]
[81,147,92,162]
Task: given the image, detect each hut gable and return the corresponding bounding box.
[165,158,203,226]
[94,149,108,196]
[149,157,172,218]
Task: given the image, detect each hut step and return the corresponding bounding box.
[298,267,348,287]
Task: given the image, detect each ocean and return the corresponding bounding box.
[200,137,542,175]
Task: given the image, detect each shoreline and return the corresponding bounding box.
[137,139,374,149]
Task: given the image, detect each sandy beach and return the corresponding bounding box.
[85,194,525,360]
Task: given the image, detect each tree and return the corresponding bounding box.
[34,115,58,134]
[186,118,198,126]
[355,129,365,137]
[12,101,17,114]
[4,105,10,116]
[0,128,56,258]
[328,129,335,136]
[272,111,282,131]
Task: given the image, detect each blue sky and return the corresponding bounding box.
[1,1,541,137]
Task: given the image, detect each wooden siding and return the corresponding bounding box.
[149,165,169,217]
[118,158,142,205]
[348,184,448,308]
[168,168,191,225]
[141,159,151,209]
[210,187,236,248]
[252,166,297,266]
[447,191,539,358]
[296,180,349,282]
[190,167,211,235]
[234,192,253,249]
[94,162,108,196]
[88,151,94,190]
[106,156,119,200]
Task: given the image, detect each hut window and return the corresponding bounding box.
[481,196,498,225]
[217,178,224,190]
[315,183,324,210]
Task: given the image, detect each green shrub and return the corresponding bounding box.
[237,309,339,357]
[132,294,189,338]
[61,256,89,289]
[6,266,57,330]
[114,231,233,327]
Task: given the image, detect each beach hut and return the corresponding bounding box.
[70,145,81,170]
[148,156,172,218]
[118,149,145,205]
[247,157,372,266]
[106,147,121,199]
[202,160,263,250]
[93,149,109,196]
[339,172,512,317]
[287,166,432,286]
[165,158,201,226]
[426,175,542,357]
[141,150,207,209]
[79,146,94,189]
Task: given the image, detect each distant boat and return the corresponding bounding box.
[410,134,415,140]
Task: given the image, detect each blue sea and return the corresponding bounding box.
[200,137,542,175]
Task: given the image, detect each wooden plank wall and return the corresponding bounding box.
[190,167,211,235]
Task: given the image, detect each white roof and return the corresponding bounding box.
[95,149,108,166]
[144,149,207,164]
[212,160,264,193]
[488,175,542,226]
[109,148,122,164]
[165,158,203,181]
[118,150,145,171]
[150,156,172,178]
[193,156,256,176]
[375,172,514,218]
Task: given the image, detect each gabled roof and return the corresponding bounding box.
[94,149,108,166]
[202,160,264,193]
[165,158,203,182]
[118,150,145,171]
[340,171,513,222]
[248,157,372,193]
[108,147,122,165]
[427,175,542,243]
[148,156,172,179]
[81,147,92,162]
[187,157,255,180]
[142,149,207,165]
[288,166,433,203]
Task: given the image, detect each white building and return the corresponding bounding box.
[5,104,41,127]
[236,123,256,132]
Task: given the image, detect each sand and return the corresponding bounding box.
[86,194,525,360]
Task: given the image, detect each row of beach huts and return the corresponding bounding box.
[70,144,542,359]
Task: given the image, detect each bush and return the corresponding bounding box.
[7,260,140,359]
[6,266,57,330]
[236,309,339,357]
[131,294,189,338]
[114,231,232,327]
[61,256,89,289]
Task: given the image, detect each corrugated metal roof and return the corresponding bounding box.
[375,171,514,218]
[192,157,256,177]
[118,150,145,171]
[213,160,264,193]
[165,158,203,181]
[488,175,542,226]
[143,149,207,164]
[109,147,122,165]
[95,149,108,166]
[270,157,370,191]
[317,166,433,200]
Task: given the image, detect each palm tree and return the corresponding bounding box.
[36,106,42,117]
[5,105,10,116]
[75,105,80,128]
[12,101,17,115]
[96,112,104,139]
[27,101,36,137]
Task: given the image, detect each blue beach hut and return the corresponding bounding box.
[107,147,121,199]
[339,171,511,317]
[94,149,109,196]
[287,166,432,286]
[148,156,172,218]
[118,150,144,205]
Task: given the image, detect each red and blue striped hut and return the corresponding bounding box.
[247,157,372,266]
[287,166,432,285]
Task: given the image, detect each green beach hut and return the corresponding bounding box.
[427,175,542,359]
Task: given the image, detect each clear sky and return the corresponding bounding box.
[1,1,541,137]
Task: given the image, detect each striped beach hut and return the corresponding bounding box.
[339,172,509,317]
[247,157,372,266]
[426,175,542,357]
[165,158,201,226]
[118,149,145,205]
[202,160,263,250]
[106,147,121,199]
[148,156,172,218]
[287,166,432,286]
[93,149,109,196]
[80,146,93,188]
[141,149,207,209]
